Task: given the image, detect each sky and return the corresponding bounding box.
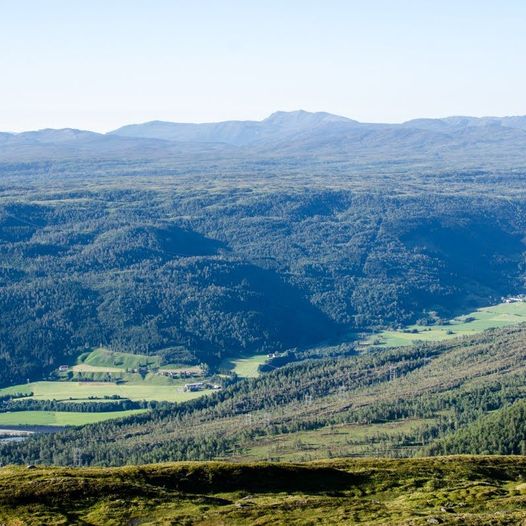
[1,0,526,132]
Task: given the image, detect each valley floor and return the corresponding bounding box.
[0,300,524,433]
[363,300,526,347]
[1,456,526,525]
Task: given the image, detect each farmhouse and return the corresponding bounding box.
[502,294,526,303]
[184,382,222,392]
[184,382,206,392]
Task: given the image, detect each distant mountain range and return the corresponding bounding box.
[2,110,526,166]
[110,110,526,145]
[109,110,355,146]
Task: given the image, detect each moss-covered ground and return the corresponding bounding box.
[1,456,526,525]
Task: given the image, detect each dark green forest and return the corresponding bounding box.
[2,161,526,386]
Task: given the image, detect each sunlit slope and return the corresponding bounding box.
[0,457,526,525]
[5,324,526,465]
[365,301,526,347]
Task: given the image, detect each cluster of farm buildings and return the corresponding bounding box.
[183,382,221,392]
[502,294,526,303]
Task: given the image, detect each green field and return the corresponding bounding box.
[220,353,268,378]
[364,301,526,347]
[78,347,161,370]
[0,348,215,427]
[70,348,203,380]
[0,409,146,427]
[0,381,213,403]
[71,363,123,373]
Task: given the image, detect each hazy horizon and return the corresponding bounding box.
[2,0,526,132]
[4,108,526,135]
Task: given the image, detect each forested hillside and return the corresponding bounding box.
[426,400,526,456]
[1,177,525,386]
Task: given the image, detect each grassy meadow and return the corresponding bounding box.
[77,347,162,370]
[0,381,212,403]
[220,353,268,378]
[0,456,525,525]
[364,301,526,347]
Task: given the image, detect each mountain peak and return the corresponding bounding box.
[264,110,354,126]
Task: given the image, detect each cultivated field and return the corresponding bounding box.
[71,364,123,373]
[0,409,146,427]
[0,381,212,403]
[0,347,216,427]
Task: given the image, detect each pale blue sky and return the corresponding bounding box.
[1,0,526,131]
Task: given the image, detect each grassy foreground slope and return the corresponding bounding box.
[1,457,526,525]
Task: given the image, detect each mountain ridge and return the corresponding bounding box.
[2,110,526,165]
[3,109,526,139]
